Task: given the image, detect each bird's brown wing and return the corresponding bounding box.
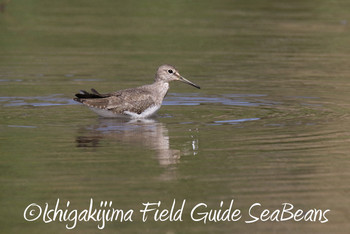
[74,88,155,114]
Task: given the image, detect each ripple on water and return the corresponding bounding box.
[7,125,37,128]
[0,93,277,107]
[164,93,279,106]
[0,95,76,107]
[0,79,22,82]
[213,118,260,125]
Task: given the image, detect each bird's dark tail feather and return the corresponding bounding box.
[74,88,109,101]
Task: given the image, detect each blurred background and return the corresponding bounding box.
[0,0,349,233]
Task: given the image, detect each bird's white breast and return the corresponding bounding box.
[89,105,161,119]
[124,105,161,119]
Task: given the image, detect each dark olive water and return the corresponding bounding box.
[1,0,350,233]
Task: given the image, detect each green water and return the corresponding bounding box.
[1,0,350,233]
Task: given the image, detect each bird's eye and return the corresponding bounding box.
[168,69,173,74]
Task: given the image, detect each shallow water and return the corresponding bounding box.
[1,0,350,233]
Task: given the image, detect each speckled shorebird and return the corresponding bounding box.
[74,64,200,118]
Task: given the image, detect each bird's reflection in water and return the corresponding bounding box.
[76,118,181,167]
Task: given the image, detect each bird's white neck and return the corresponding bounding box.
[147,81,169,105]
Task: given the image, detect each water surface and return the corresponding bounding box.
[1,0,349,233]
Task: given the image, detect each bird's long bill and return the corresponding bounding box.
[179,76,201,89]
